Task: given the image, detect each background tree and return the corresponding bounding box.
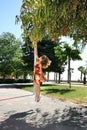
[63,43,82,86]
[22,37,34,78]
[54,42,82,85]
[53,40,67,83]
[78,66,87,84]
[0,32,23,79]
[78,66,83,82]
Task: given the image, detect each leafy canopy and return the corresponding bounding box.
[17,0,87,46]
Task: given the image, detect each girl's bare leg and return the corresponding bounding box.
[34,84,40,102]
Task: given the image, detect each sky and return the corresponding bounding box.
[0,0,22,38]
[0,0,87,80]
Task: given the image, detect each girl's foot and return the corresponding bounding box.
[35,96,40,102]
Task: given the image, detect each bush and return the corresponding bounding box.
[16,79,32,83]
[0,78,15,83]
[0,78,33,84]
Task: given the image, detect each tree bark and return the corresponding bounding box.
[47,72,49,81]
[67,56,71,83]
[58,73,61,83]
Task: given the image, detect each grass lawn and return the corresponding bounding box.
[20,84,87,104]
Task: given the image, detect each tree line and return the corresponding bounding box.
[1,32,86,84]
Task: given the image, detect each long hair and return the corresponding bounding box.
[41,55,51,69]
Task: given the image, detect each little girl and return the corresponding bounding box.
[34,48,51,102]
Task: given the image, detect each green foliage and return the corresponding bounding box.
[64,43,82,61]
[38,38,67,73]
[17,0,87,46]
[22,37,34,73]
[78,66,87,75]
[0,32,24,78]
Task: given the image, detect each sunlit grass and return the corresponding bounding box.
[21,84,87,104]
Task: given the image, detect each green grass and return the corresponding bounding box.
[20,84,87,104]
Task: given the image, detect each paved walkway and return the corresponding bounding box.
[0,84,87,130]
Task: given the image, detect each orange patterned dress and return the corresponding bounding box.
[34,62,46,87]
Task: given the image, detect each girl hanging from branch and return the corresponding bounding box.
[34,44,51,102]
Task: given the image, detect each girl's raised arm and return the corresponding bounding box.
[35,44,39,60]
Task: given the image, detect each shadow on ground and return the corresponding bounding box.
[41,88,75,95]
[0,84,16,88]
[0,106,87,130]
[0,83,33,89]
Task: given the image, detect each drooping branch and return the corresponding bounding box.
[16,0,87,45]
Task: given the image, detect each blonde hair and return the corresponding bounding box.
[41,55,51,69]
